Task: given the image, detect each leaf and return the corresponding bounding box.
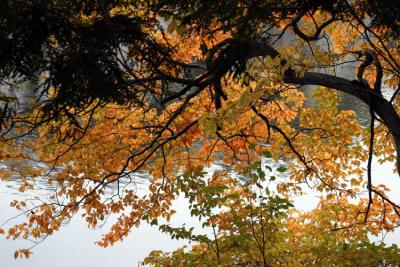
[167,20,177,33]
[20,249,32,259]
[204,118,217,136]
[277,166,287,172]
[176,25,185,36]
[264,151,273,158]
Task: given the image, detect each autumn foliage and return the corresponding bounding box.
[0,0,400,264]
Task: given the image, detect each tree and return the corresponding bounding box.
[143,166,400,266]
[0,0,399,260]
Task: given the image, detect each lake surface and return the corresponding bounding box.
[1,88,400,266]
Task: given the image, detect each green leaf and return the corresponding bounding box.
[204,118,217,136]
[255,182,263,189]
[176,25,185,36]
[264,150,273,158]
[277,166,287,172]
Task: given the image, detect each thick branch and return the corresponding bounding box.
[357,49,383,94]
[283,70,400,176]
[167,38,400,175]
[243,40,400,175]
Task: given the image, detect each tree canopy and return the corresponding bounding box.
[0,0,400,263]
[143,167,400,266]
